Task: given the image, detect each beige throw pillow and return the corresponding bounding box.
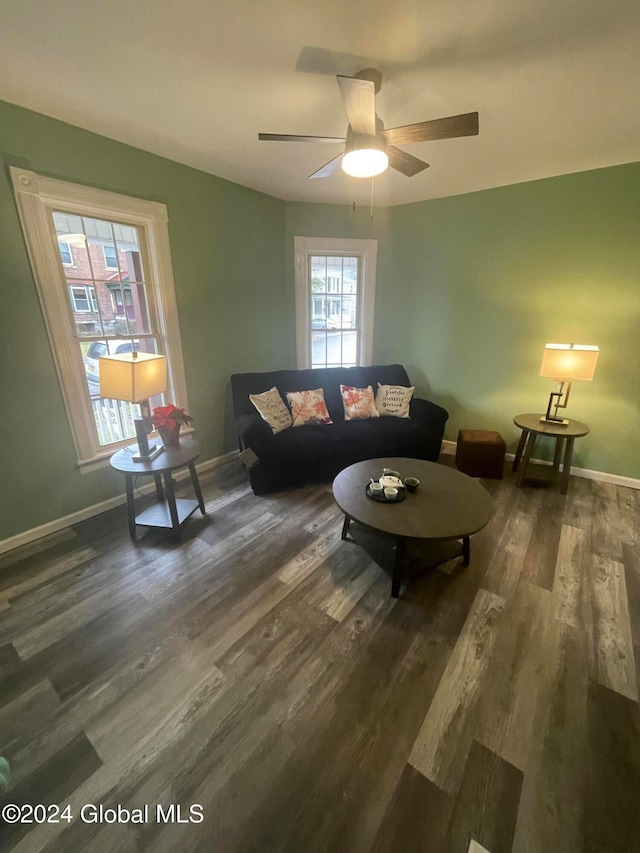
[340,385,379,420]
[285,388,333,427]
[249,387,292,434]
[375,383,415,418]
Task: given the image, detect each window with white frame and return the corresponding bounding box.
[103,243,118,269]
[294,236,377,369]
[68,284,99,313]
[59,241,73,266]
[11,168,190,468]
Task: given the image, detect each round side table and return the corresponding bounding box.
[512,414,589,494]
[110,438,206,540]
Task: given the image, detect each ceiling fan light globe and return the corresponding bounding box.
[342,148,388,178]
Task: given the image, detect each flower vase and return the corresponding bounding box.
[158,423,181,449]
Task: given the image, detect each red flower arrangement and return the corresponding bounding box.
[151,404,194,448]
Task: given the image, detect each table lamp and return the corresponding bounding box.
[539,342,599,424]
[99,351,167,460]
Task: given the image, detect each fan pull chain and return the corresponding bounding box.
[370,177,374,220]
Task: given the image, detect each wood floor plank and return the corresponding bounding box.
[521,489,566,590]
[277,526,343,585]
[552,524,587,627]
[371,764,453,853]
[442,740,523,853]
[476,582,559,772]
[0,546,97,603]
[583,682,640,853]
[512,621,588,853]
[590,554,638,700]
[0,679,61,752]
[481,508,536,600]
[409,588,506,794]
[322,560,381,622]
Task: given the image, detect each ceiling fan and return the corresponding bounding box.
[258,68,479,179]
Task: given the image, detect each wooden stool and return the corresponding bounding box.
[455,429,506,479]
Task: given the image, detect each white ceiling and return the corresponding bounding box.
[1,0,640,207]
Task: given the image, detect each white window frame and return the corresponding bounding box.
[59,241,74,267]
[69,284,98,313]
[102,243,118,270]
[11,167,190,470]
[294,236,377,369]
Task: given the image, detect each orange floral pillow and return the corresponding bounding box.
[285,388,333,427]
[340,385,379,421]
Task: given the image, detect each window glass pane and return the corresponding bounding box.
[311,331,327,369]
[341,332,358,364]
[341,294,357,329]
[310,257,326,292]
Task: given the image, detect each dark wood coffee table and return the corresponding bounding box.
[332,457,494,597]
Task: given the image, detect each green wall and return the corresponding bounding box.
[0,99,288,542]
[287,163,640,480]
[2,95,638,545]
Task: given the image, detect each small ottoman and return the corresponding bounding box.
[456,429,506,479]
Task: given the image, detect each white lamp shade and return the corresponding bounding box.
[99,352,167,402]
[540,343,599,381]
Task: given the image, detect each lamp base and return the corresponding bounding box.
[132,443,164,462]
[125,442,164,461]
[540,416,569,426]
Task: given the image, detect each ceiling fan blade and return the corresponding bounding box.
[309,153,344,179]
[258,133,345,143]
[387,146,429,177]
[336,76,376,136]
[383,112,479,146]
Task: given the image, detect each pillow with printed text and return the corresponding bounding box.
[249,386,292,434]
[375,383,415,418]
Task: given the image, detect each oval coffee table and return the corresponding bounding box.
[333,457,494,598]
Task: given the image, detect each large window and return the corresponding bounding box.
[294,237,377,369]
[11,168,189,469]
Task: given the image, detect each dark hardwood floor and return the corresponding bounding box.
[0,455,638,852]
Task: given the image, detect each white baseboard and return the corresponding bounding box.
[0,450,239,557]
[440,439,640,490]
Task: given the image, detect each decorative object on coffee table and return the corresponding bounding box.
[333,457,494,597]
[456,429,506,479]
[152,404,194,448]
[512,413,589,494]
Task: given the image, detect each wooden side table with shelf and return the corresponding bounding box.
[110,438,206,540]
[512,413,589,494]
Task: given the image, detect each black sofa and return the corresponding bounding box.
[230,364,449,494]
